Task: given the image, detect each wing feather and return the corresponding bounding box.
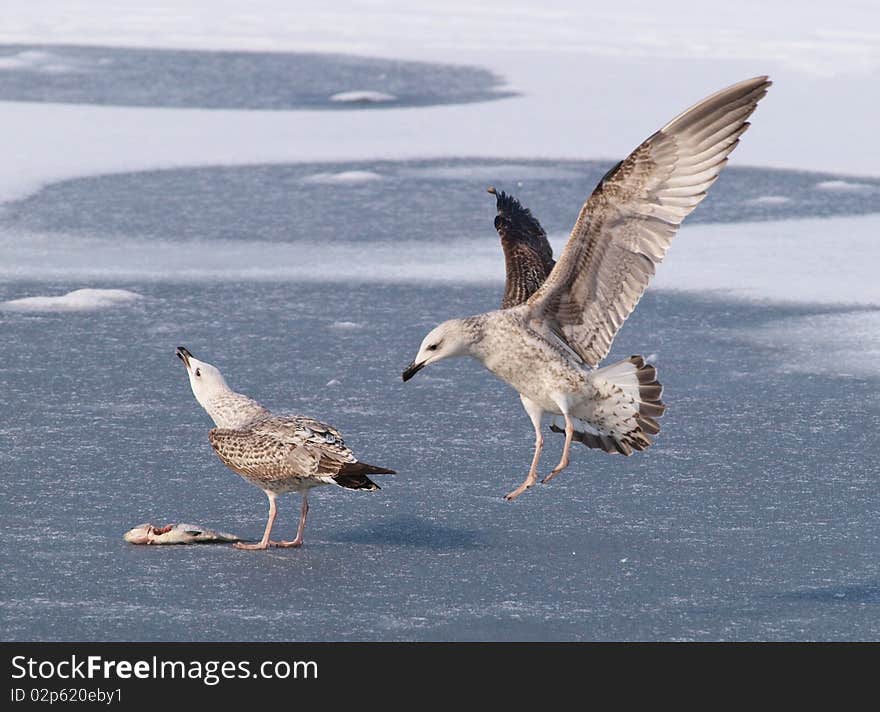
[208,415,357,484]
[488,187,556,308]
[524,76,771,367]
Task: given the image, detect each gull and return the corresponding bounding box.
[176,347,394,549]
[403,76,771,500]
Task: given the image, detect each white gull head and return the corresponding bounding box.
[402,318,480,381]
[176,346,268,428]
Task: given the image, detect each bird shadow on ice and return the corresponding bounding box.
[769,582,880,604]
[328,516,484,550]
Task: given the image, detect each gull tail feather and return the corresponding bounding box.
[332,461,396,491]
[550,355,665,456]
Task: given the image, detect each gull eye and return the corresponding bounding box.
[427,344,438,352]
[195,368,201,377]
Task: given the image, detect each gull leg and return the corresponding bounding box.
[274,492,309,548]
[505,396,544,501]
[234,492,277,550]
[542,413,574,484]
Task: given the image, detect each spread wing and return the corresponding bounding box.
[488,186,556,308]
[208,415,357,485]
[524,76,771,367]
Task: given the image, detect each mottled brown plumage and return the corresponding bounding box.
[208,415,392,493]
[488,186,556,309]
[176,346,394,550]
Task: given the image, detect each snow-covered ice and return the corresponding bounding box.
[732,310,880,379]
[0,0,877,208]
[0,287,141,312]
[2,214,877,308]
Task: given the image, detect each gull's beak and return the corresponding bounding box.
[402,360,425,382]
[176,346,192,370]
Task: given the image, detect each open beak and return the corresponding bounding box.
[176,346,192,370]
[402,360,425,382]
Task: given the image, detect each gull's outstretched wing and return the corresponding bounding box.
[488,186,556,308]
[524,76,771,367]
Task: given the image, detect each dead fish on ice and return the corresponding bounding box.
[123,523,242,545]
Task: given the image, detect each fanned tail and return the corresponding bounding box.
[550,355,665,456]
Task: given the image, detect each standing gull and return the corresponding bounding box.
[403,76,771,500]
[176,347,394,549]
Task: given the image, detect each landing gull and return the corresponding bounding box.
[176,347,395,549]
[404,76,771,500]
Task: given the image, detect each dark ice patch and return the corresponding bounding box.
[0,44,512,110]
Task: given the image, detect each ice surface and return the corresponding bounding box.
[2,210,877,308]
[0,44,504,111]
[1,281,877,641]
[0,287,141,312]
[1,0,879,643]
[0,0,876,208]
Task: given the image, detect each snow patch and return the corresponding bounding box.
[734,311,880,379]
[2,214,879,309]
[651,214,880,307]
[329,321,364,330]
[747,195,791,205]
[0,288,142,312]
[302,171,383,185]
[329,90,397,104]
[0,49,79,73]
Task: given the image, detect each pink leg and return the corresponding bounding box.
[274,492,308,548]
[234,493,277,550]
[505,396,545,501]
[542,414,574,484]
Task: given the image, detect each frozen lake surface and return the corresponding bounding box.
[1,162,879,641]
[0,44,510,110]
[1,6,878,638]
[4,160,879,244]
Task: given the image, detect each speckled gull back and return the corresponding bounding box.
[208,415,365,493]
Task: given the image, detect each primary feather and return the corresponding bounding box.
[525,76,772,367]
